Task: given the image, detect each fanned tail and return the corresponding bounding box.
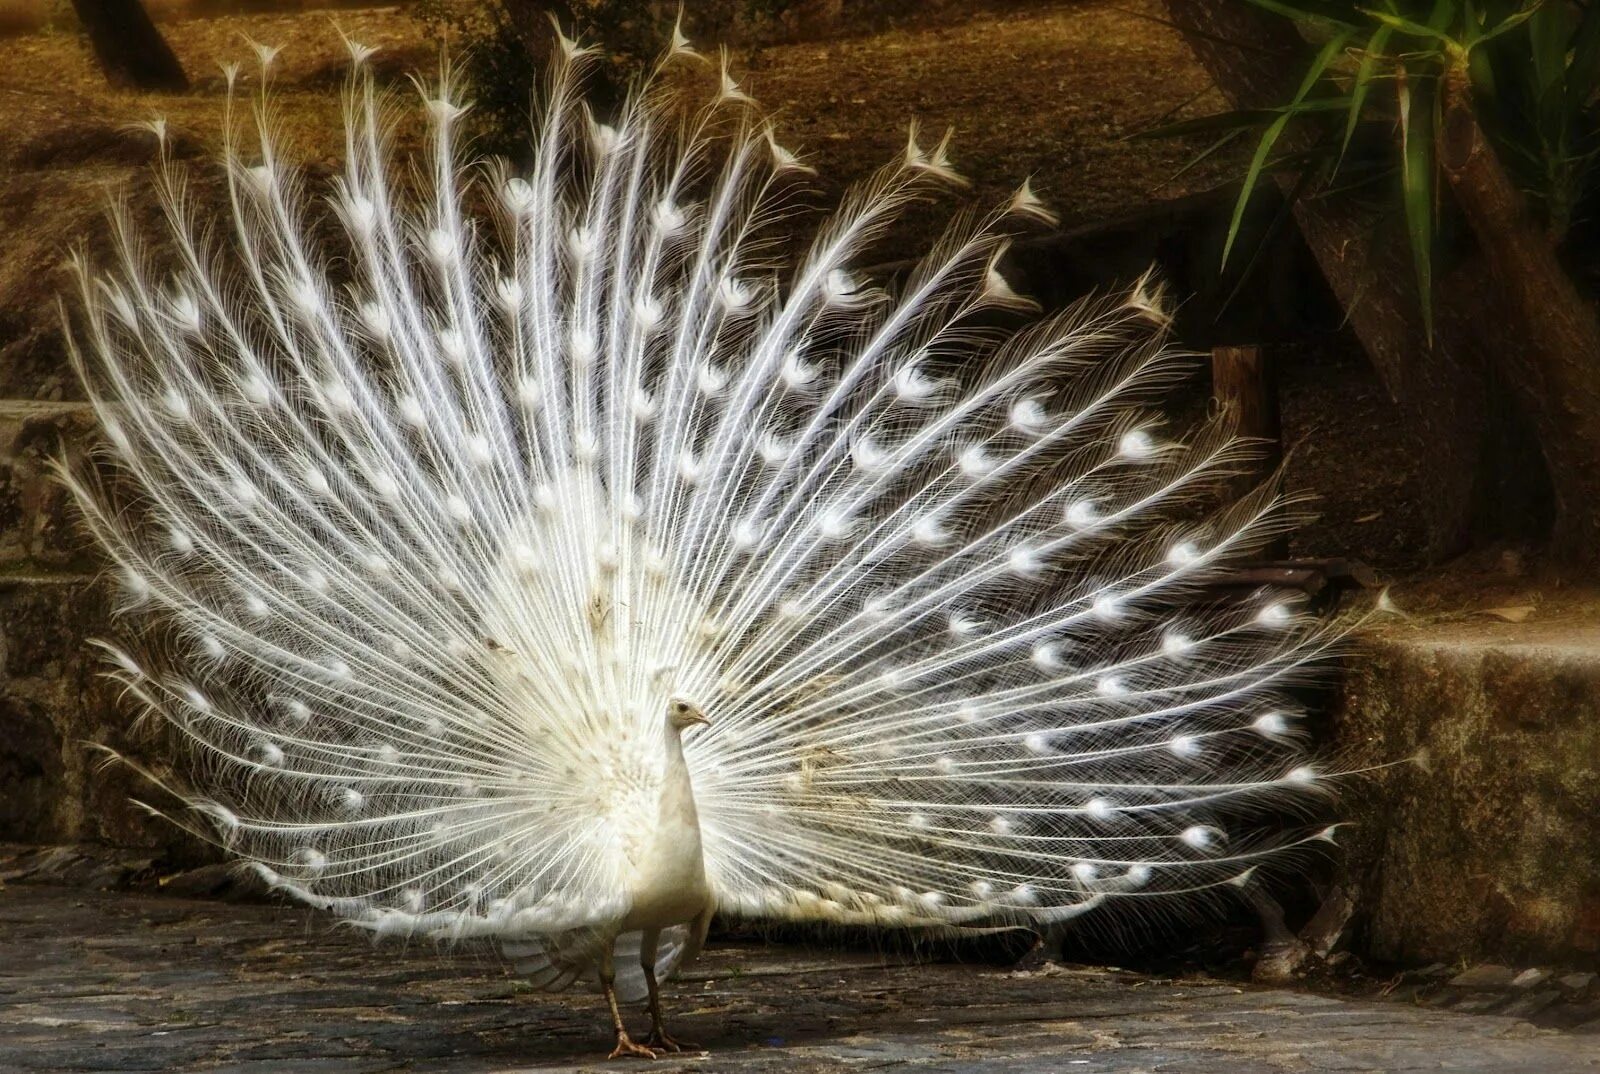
[65,31,1340,946]
[682,286,1341,925]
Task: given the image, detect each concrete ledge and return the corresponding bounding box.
[1337,611,1600,966]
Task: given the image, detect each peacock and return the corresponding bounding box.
[62,31,1343,1059]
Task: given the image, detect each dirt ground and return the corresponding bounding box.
[1,1,1242,208]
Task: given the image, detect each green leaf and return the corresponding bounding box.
[1360,8,1457,45]
[1222,29,1354,267]
[1164,126,1253,186]
[1224,113,1292,270]
[1242,0,1362,28]
[1396,66,1436,342]
[1565,1,1600,119]
[1138,100,1352,141]
[1219,166,1318,317]
[1424,0,1459,35]
[1340,24,1395,168]
[1526,0,1566,91]
[1470,1,1546,50]
[1363,9,1452,40]
[1458,0,1484,48]
[1466,34,1498,102]
[1137,109,1299,140]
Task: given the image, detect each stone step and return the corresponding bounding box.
[1338,609,1600,966]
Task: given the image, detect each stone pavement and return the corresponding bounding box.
[2,886,1597,1073]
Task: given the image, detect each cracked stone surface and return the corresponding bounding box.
[2,885,1597,1073]
[1337,616,1600,966]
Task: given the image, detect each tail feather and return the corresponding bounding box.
[501,927,691,1000]
[65,33,1340,946]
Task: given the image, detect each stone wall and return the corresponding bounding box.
[1337,618,1600,966]
[0,400,189,854]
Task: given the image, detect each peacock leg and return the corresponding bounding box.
[599,943,657,1060]
[640,928,700,1052]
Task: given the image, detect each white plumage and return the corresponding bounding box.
[63,33,1338,1057]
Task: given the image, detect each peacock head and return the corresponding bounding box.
[667,698,710,734]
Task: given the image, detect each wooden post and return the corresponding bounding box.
[1211,344,1288,559]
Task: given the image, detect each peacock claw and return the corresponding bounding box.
[647,1030,700,1053]
[608,1035,660,1060]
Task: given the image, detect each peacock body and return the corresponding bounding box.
[64,32,1339,1056]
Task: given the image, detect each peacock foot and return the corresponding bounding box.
[646,1028,701,1053]
[607,1033,660,1060]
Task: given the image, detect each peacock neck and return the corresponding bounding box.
[658,724,702,835]
[617,720,707,927]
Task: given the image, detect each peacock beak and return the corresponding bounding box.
[685,712,711,728]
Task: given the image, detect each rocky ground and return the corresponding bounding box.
[2,880,1598,1074]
